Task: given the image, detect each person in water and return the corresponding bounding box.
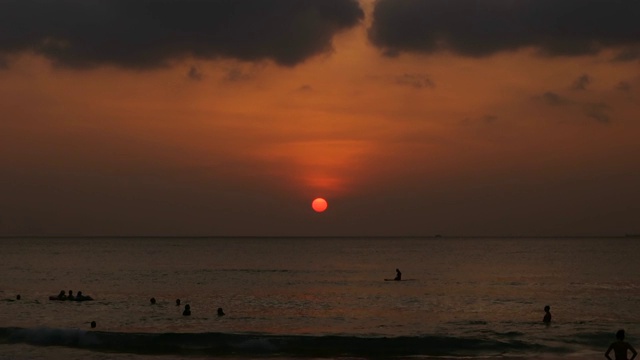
[57,290,67,300]
[394,268,402,281]
[150,297,156,305]
[217,307,225,316]
[75,291,92,301]
[606,329,637,360]
[176,299,181,306]
[543,305,551,324]
[67,290,75,301]
[183,304,191,316]
[90,321,96,328]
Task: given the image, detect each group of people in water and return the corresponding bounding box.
[151,297,225,317]
[51,290,93,301]
[31,269,640,359]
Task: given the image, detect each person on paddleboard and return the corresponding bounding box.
[394,268,402,281]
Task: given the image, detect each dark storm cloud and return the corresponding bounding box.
[0,0,364,69]
[369,0,640,57]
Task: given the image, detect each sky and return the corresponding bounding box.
[1,0,639,237]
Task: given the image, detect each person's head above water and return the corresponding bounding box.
[90,321,96,328]
[544,305,550,312]
[176,299,181,306]
[150,297,156,304]
[217,307,225,316]
[617,329,626,340]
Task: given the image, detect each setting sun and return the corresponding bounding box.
[311,198,328,213]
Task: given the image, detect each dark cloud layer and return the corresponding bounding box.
[369,0,640,58]
[0,0,363,69]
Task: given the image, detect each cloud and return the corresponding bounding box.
[0,0,364,69]
[612,47,640,62]
[584,102,612,123]
[571,74,591,91]
[187,66,203,81]
[539,92,571,106]
[395,73,435,89]
[460,114,498,126]
[369,0,640,57]
[616,81,632,92]
[537,91,613,123]
[224,68,253,82]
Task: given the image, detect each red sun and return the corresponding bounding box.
[312,198,328,212]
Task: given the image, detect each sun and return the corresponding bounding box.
[311,198,328,213]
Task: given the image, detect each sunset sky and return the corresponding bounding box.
[1,0,639,237]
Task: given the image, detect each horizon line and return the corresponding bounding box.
[0,234,638,239]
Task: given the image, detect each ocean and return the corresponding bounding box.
[1,236,638,359]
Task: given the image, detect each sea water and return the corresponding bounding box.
[1,236,639,359]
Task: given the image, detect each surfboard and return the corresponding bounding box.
[383,279,416,281]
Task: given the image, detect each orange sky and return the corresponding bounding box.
[1,0,639,236]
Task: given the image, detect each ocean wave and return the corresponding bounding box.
[0,327,577,358]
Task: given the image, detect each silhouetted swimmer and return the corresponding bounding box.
[394,268,402,281]
[67,290,75,301]
[75,291,92,301]
[150,297,156,305]
[57,290,67,300]
[176,299,181,306]
[606,329,638,360]
[90,321,96,329]
[217,307,225,316]
[183,304,191,316]
[16,294,21,300]
[543,305,551,324]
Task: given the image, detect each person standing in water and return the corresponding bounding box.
[543,305,551,324]
[606,329,637,360]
